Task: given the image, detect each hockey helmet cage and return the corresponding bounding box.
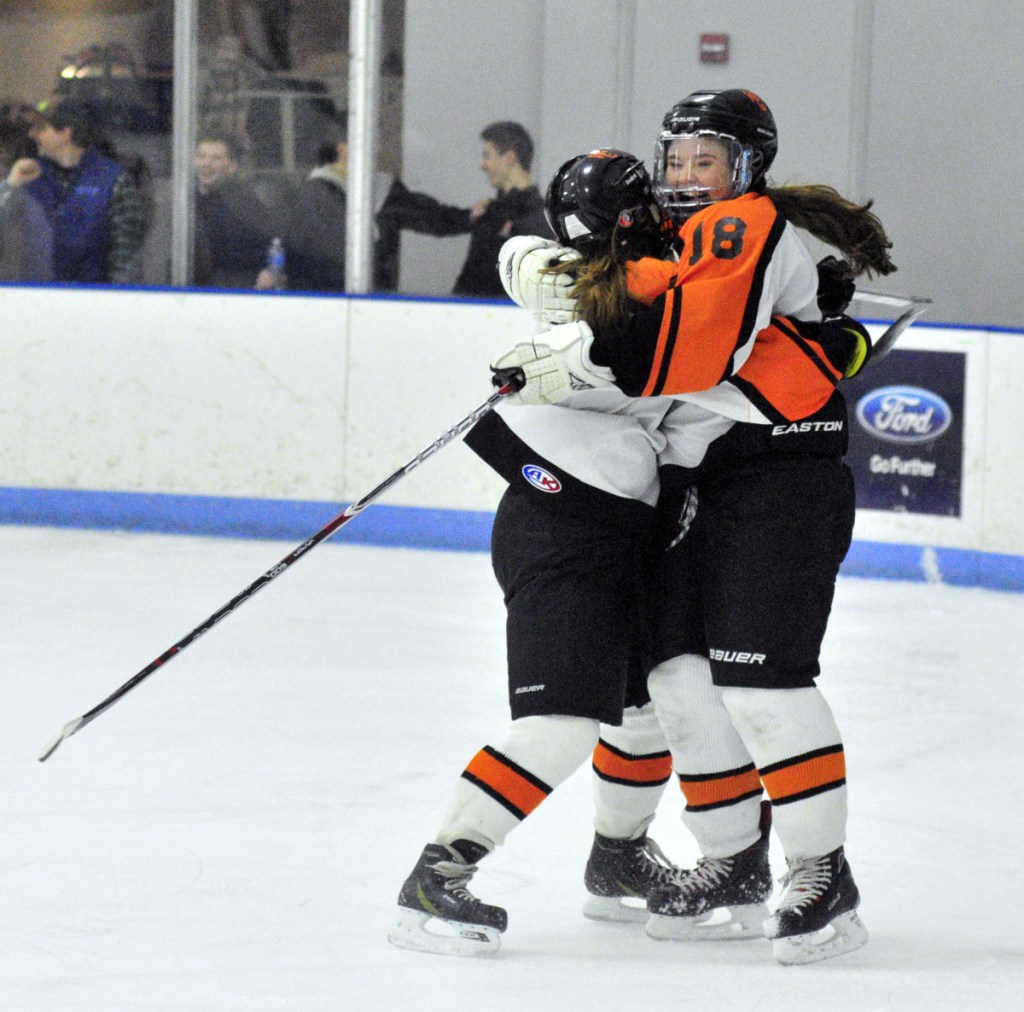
[544,148,669,259]
[654,89,778,222]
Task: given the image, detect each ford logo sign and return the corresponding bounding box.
[855,386,952,444]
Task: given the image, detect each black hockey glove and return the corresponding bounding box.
[818,315,873,379]
[816,256,856,317]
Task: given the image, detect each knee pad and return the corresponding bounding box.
[720,686,841,768]
[649,654,752,770]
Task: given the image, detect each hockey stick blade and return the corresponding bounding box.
[851,290,930,310]
[38,382,519,762]
[861,296,932,370]
[38,716,85,762]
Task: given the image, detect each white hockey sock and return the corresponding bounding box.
[649,654,764,857]
[591,703,673,840]
[721,686,848,859]
[435,714,600,853]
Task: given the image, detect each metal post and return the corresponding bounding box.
[848,0,875,202]
[611,0,637,148]
[281,94,297,175]
[346,0,382,293]
[170,0,198,287]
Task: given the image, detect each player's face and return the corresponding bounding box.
[663,136,734,200]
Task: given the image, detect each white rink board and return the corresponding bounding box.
[0,284,1021,557]
[343,296,520,510]
[0,286,352,501]
[0,286,528,511]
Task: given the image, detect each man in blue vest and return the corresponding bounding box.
[19,100,148,284]
[0,116,53,281]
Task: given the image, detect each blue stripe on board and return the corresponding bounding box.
[841,540,1024,592]
[2,485,1022,591]
[0,487,494,553]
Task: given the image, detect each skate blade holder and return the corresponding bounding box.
[583,893,649,924]
[646,903,769,941]
[388,908,502,958]
[772,909,869,965]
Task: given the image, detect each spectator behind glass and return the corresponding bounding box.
[194,133,281,289]
[376,120,554,298]
[279,135,347,292]
[283,120,552,295]
[0,116,53,281]
[282,121,408,293]
[17,100,148,284]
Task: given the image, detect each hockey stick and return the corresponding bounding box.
[851,290,928,310]
[38,381,520,762]
[850,291,932,369]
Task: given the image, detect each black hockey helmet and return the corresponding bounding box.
[654,89,778,222]
[544,148,669,259]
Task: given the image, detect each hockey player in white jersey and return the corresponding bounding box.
[388,151,692,958]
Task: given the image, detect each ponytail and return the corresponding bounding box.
[539,224,640,331]
[565,255,632,332]
[766,184,896,277]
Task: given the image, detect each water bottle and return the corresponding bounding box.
[266,237,286,290]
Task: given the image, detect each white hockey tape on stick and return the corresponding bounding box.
[852,290,932,310]
[861,296,933,368]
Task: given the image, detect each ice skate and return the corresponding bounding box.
[583,832,690,923]
[764,846,868,965]
[388,842,507,957]
[645,803,772,941]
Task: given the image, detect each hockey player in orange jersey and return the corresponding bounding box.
[495,89,896,965]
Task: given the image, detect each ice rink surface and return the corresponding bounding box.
[1,525,1021,1011]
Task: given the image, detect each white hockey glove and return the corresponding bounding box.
[491,321,616,405]
[498,235,581,324]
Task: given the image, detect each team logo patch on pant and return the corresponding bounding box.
[522,464,562,493]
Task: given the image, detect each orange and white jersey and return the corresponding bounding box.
[604,192,842,425]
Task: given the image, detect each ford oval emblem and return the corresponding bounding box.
[522,464,562,493]
[855,386,952,444]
